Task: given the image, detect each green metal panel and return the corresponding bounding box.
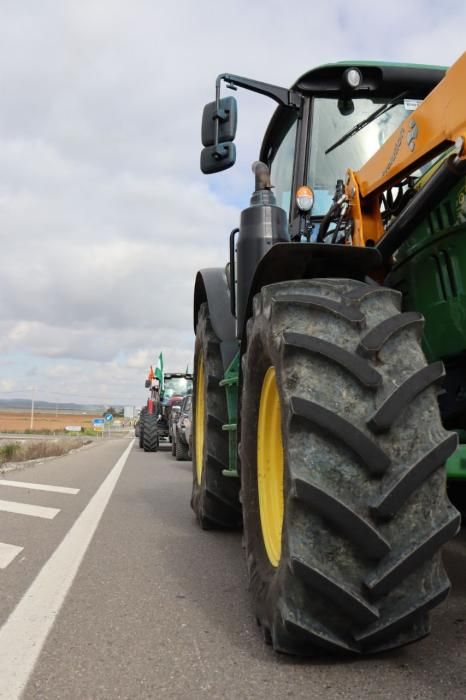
[446,445,466,479]
[388,178,466,362]
[336,60,447,71]
[389,176,466,481]
[219,352,239,477]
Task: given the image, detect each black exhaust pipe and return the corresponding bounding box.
[235,162,290,335]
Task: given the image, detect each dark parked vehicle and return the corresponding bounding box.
[172,394,192,461]
[166,395,184,444]
[169,403,182,450]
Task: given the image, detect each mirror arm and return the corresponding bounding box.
[217,74,301,110]
[213,73,301,146]
[214,79,221,147]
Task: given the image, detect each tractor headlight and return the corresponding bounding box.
[296,186,314,213]
[343,67,362,89]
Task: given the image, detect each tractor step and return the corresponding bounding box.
[220,353,240,478]
[220,376,238,387]
[222,468,239,477]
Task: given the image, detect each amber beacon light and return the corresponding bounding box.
[295,185,314,212]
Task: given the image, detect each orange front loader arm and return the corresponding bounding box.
[346,51,466,247]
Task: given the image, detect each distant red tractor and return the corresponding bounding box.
[139,366,193,452]
[139,365,161,452]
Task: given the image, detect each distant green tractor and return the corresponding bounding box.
[191,54,466,654]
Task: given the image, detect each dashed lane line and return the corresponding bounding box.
[0,438,134,700]
[0,482,79,570]
[0,500,60,520]
[0,479,79,495]
[0,543,24,569]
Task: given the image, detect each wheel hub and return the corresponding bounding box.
[257,367,284,567]
[195,354,205,485]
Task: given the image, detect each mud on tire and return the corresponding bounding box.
[191,303,242,529]
[241,278,460,655]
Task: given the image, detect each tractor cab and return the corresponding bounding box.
[162,373,193,403]
[201,62,446,241]
[157,372,193,440]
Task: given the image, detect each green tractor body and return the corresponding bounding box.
[191,57,465,655]
[387,179,466,481]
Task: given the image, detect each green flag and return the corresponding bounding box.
[154,352,164,392]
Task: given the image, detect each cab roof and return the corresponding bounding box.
[292,61,446,98]
[259,61,447,163]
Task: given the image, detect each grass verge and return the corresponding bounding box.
[0,437,92,466]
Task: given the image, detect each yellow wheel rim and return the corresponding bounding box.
[195,353,205,485]
[257,367,284,567]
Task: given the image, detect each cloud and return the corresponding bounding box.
[0,0,465,404]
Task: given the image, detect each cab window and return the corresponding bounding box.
[270,119,298,218]
[308,97,416,216]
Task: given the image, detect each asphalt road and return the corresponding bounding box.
[0,438,465,699]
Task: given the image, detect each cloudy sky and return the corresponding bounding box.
[0,1,465,407]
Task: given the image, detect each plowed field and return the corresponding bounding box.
[0,411,101,432]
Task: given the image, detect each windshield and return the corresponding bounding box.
[308,97,419,215]
[163,377,193,398]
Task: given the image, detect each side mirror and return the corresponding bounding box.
[200,143,236,174]
[200,96,237,174]
[201,96,237,147]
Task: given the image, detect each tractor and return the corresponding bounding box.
[157,372,193,441]
[191,53,466,655]
[139,364,193,451]
[139,365,161,452]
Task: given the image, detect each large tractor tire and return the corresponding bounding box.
[191,303,242,529]
[143,413,159,452]
[241,278,460,655]
[139,409,146,449]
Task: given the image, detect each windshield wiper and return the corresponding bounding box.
[325,90,410,155]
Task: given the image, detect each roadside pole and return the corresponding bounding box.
[105,412,113,438]
[92,417,105,438]
[30,385,35,431]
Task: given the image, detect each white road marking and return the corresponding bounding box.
[0,543,24,569]
[0,479,79,495]
[0,500,60,520]
[0,439,134,700]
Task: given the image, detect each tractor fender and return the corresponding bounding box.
[239,242,382,346]
[235,242,383,447]
[193,267,237,370]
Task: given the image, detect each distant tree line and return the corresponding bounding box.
[102,406,124,417]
